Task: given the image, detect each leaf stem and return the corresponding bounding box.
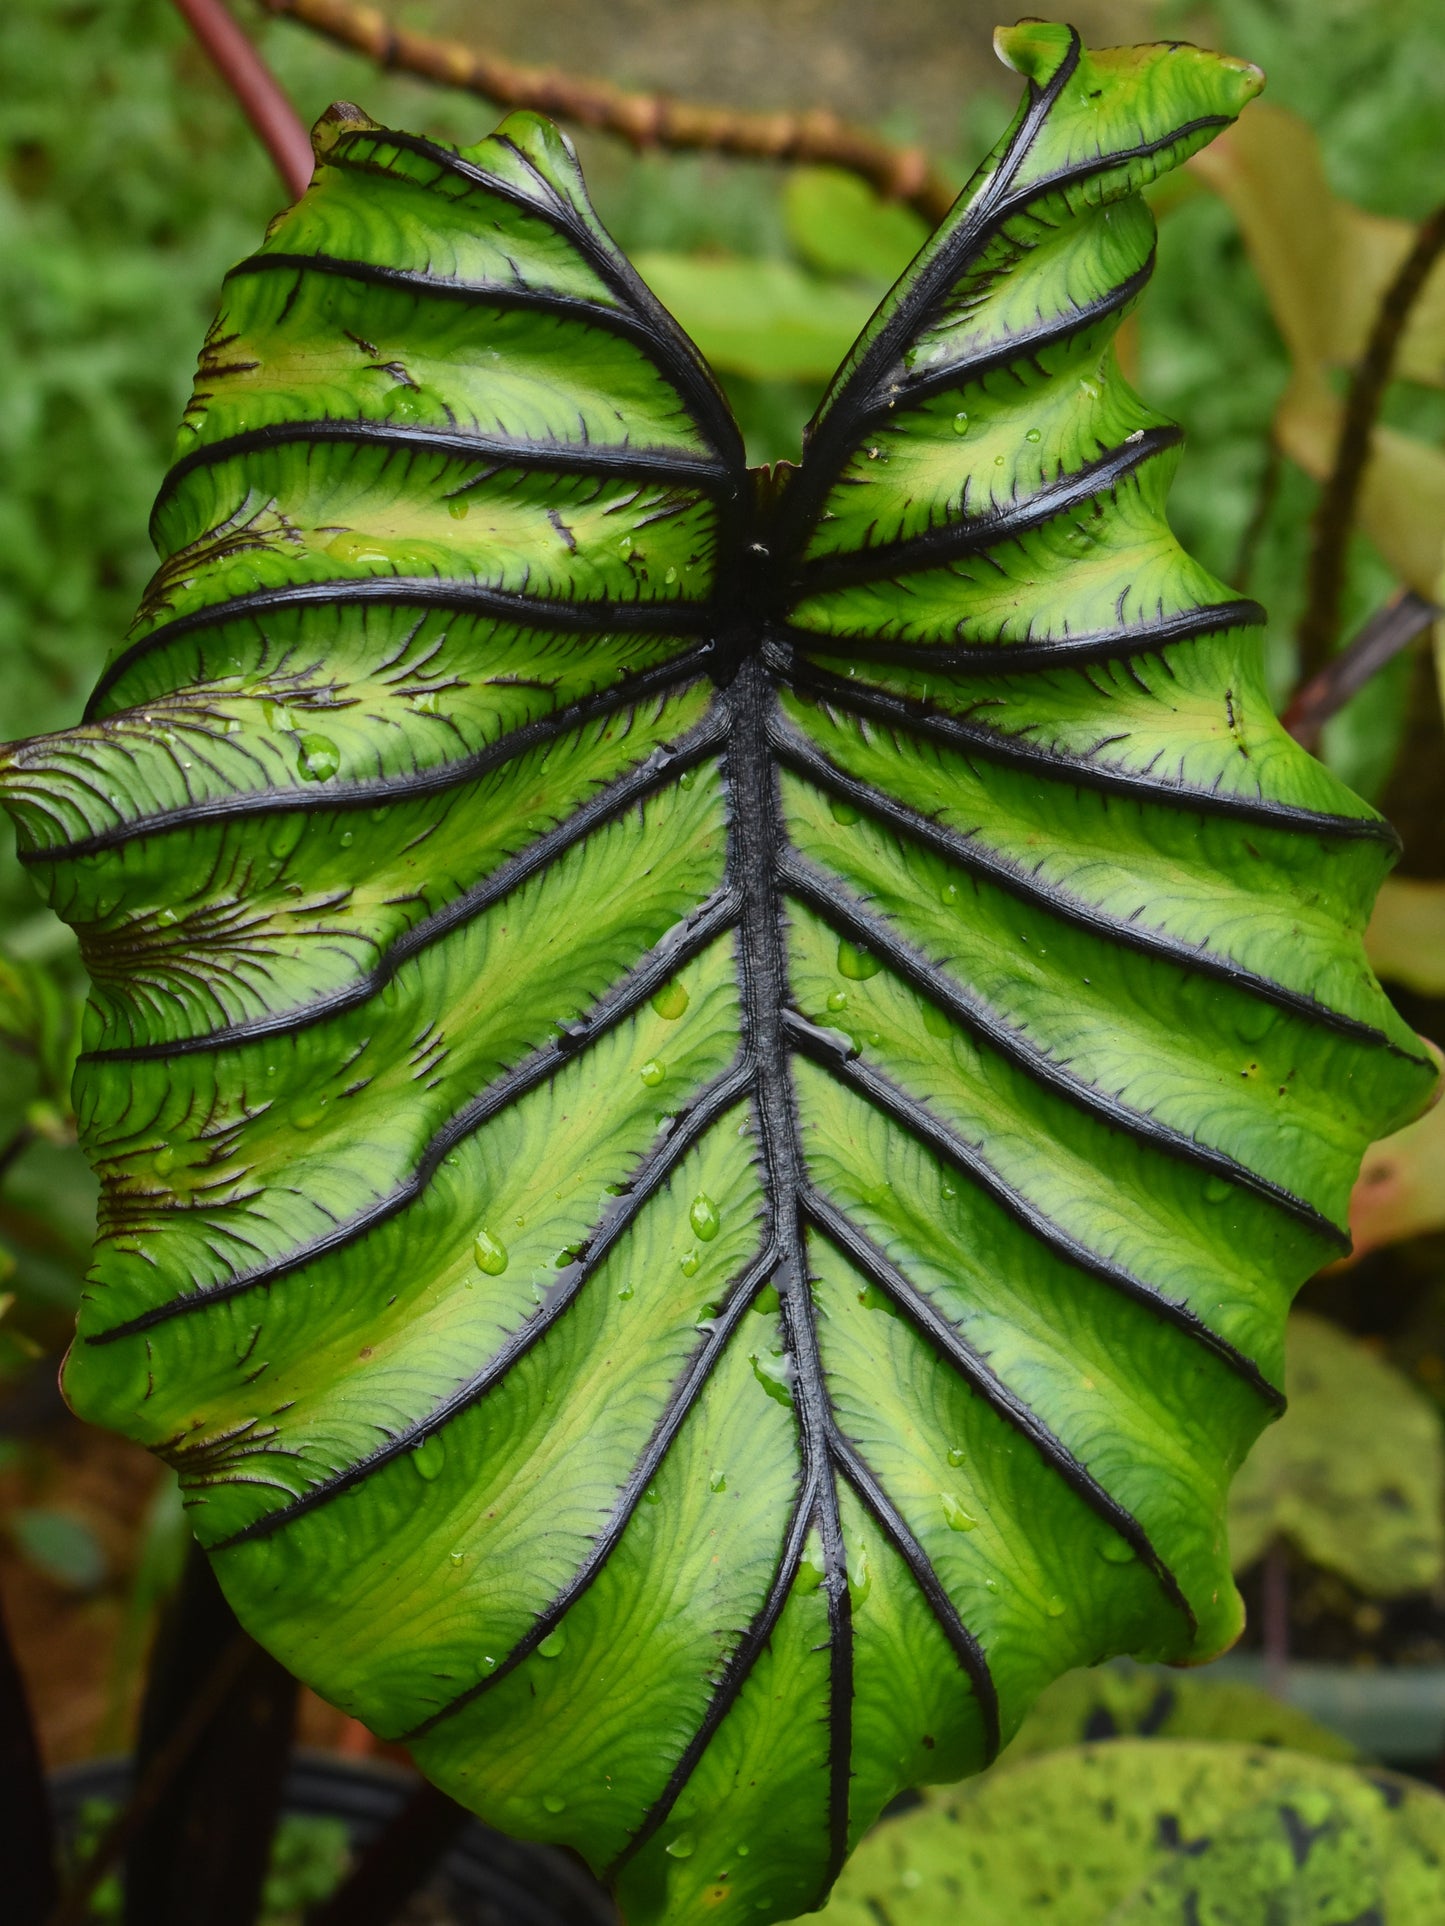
[257,0,958,222]
[1282,588,1440,751]
[170,0,313,201]
[1294,201,1445,685]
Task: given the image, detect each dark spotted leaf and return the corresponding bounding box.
[819,1742,1445,1924]
[0,22,1434,1926]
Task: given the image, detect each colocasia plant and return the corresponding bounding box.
[0,21,1435,1926]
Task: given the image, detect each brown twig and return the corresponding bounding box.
[257,0,959,224]
[172,0,313,201]
[1294,200,1445,684]
[1282,588,1441,751]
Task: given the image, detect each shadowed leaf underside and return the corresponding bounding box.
[0,23,1434,1926]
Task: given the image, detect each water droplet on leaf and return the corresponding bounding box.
[829,797,861,826]
[1025,427,1042,444]
[680,1247,701,1278]
[750,1351,794,1407]
[689,1193,720,1242]
[796,1555,825,1594]
[665,1835,695,1860]
[1099,1537,1136,1564]
[848,1546,871,1603]
[543,1793,566,1814]
[837,939,880,981]
[953,412,969,436]
[946,1446,965,1467]
[640,1058,666,1087]
[941,1492,977,1532]
[538,1627,567,1659]
[1045,1593,1066,1618]
[412,1435,445,1481]
[473,1229,509,1275]
[651,981,689,1021]
[826,989,848,1012]
[268,817,305,861]
[296,734,340,783]
[709,1470,728,1493]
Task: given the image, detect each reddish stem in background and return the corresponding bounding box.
[170,0,313,202]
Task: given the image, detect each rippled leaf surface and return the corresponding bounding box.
[0,22,1434,1926]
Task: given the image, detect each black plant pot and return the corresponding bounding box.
[50,1752,618,1926]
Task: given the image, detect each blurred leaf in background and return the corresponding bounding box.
[1228,1311,1445,1594]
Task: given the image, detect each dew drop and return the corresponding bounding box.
[651,980,690,1021]
[993,453,1006,467]
[1045,1593,1067,1618]
[665,1835,695,1860]
[848,1546,872,1603]
[941,1491,977,1532]
[543,1793,567,1814]
[617,1279,635,1302]
[538,1627,567,1659]
[750,1351,795,1407]
[268,816,305,861]
[154,1144,178,1178]
[941,1181,957,1202]
[689,1193,721,1242]
[837,939,880,981]
[664,565,678,585]
[940,881,960,908]
[1203,1176,1233,1204]
[829,797,861,826]
[796,1555,825,1594]
[643,1486,661,1506]
[709,1470,728,1494]
[446,496,470,519]
[473,1228,509,1275]
[920,999,953,1040]
[678,768,696,790]
[1236,1002,1277,1043]
[826,989,848,1013]
[339,829,354,847]
[1025,427,1042,444]
[640,1058,666,1087]
[679,1247,701,1278]
[449,1550,465,1567]
[953,412,969,436]
[287,1096,327,1131]
[296,734,341,783]
[946,1446,966,1467]
[1099,1537,1136,1564]
[736,1844,750,1858]
[618,535,634,558]
[412,1435,445,1481]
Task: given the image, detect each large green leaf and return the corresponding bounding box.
[0,21,1434,1925]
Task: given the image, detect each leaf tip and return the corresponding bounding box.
[992,19,1078,85]
[310,99,380,163]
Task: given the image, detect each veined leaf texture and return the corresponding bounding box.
[1,22,1435,1925]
